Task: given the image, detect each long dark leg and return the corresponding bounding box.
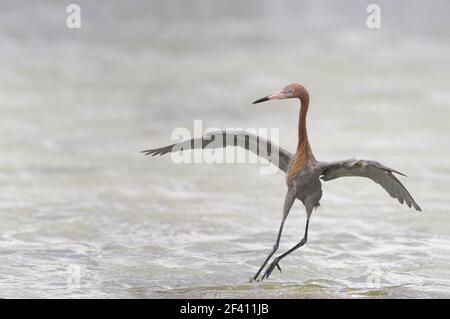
[261,217,310,280]
[251,192,295,281]
[251,219,285,281]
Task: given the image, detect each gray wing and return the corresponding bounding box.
[142,130,293,173]
[320,159,421,211]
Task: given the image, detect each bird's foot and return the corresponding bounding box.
[250,274,263,282]
[261,258,282,280]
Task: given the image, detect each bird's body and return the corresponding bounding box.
[143,83,421,281]
[287,158,323,213]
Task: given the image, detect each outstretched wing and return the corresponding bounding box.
[142,130,293,173]
[320,159,421,211]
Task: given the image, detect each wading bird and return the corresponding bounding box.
[143,83,421,281]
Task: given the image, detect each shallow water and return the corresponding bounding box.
[0,0,450,298]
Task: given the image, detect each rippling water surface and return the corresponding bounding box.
[0,0,449,298]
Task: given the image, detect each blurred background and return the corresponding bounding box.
[0,0,449,298]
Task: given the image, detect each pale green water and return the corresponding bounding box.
[0,0,449,298]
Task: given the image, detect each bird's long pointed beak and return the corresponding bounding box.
[252,96,270,104]
[252,91,285,104]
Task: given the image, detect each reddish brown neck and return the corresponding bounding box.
[287,91,314,178]
[297,93,313,158]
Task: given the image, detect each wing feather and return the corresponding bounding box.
[142,130,293,173]
[320,159,421,211]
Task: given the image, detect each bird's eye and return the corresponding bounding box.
[287,89,293,95]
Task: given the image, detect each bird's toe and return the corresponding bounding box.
[261,259,280,280]
[276,263,282,273]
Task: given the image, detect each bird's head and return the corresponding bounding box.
[252,83,308,104]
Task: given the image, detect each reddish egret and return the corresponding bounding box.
[143,83,421,281]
